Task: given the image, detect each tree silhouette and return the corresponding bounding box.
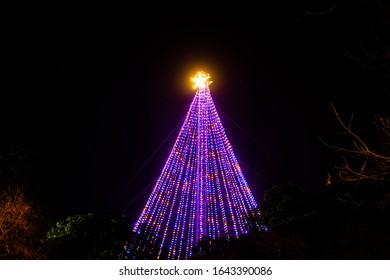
[118,223,168,260]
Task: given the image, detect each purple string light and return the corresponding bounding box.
[133,73,257,259]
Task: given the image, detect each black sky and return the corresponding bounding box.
[2,1,386,223]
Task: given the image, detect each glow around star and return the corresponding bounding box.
[192,71,213,89]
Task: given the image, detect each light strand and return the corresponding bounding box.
[132,74,258,259]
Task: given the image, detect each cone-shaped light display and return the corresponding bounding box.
[133,72,257,259]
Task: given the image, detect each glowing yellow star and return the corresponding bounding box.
[192,71,212,89]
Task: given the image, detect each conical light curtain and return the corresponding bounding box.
[133,72,257,259]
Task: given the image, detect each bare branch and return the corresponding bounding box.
[0,186,43,259]
[322,104,390,210]
[304,0,344,16]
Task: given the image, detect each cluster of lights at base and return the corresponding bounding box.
[132,72,258,259]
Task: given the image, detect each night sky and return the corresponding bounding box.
[3,1,386,224]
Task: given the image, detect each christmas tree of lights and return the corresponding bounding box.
[132,72,257,259]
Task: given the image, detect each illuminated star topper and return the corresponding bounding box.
[192,71,213,89]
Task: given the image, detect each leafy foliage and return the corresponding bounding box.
[46,213,130,259]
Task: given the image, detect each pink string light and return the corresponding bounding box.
[133,75,257,259]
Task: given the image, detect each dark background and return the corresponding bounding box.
[2,1,388,224]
